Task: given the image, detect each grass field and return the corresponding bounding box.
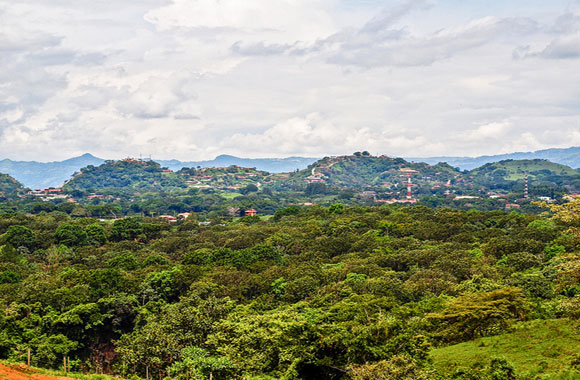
[430,318,580,379]
[220,191,243,200]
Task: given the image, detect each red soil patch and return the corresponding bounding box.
[0,363,74,380]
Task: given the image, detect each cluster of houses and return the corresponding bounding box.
[158,212,192,222]
[27,188,70,202]
[158,209,259,223]
[183,166,266,190]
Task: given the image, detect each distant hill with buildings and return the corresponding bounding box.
[62,154,580,198]
[284,154,465,198]
[11,155,580,213]
[0,154,317,189]
[4,146,580,190]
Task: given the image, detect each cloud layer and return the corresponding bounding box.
[1,0,579,160]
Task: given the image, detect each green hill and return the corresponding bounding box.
[431,318,580,379]
[469,159,580,180]
[57,156,580,204]
[285,154,468,193]
[0,172,24,197]
[63,159,187,192]
[467,159,580,192]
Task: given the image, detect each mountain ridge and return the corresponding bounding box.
[3,146,580,189]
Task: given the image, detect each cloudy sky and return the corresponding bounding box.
[1,0,580,161]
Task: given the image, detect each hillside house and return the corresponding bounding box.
[245,209,257,217]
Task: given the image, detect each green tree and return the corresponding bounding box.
[167,346,234,380]
[85,223,108,246]
[1,225,34,250]
[429,288,528,343]
[55,223,88,247]
[109,217,143,241]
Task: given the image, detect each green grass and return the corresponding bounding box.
[220,192,243,200]
[430,318,580,379]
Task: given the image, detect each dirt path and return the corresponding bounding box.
[0,363,74,380]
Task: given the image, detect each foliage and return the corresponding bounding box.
[429,288,528,343]
[0,204,577,379]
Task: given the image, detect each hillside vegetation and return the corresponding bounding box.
[0,173,23,197]
[470,159,580,180]
[288,154,463,189]
[63,160,186,191]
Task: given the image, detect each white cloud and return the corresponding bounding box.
[0,0,579,161]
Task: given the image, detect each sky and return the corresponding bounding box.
[1,0,580,161]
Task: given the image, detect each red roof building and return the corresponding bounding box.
[245,209,257,217]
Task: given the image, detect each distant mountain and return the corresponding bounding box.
[0,153,105,189]
[407,146,580,170]
[157,155,318,173]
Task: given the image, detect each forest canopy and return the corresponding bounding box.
[0,202,579,379]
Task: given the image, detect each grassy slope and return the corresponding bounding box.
[430,319,580,379]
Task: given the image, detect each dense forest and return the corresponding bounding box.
[1,199,580,379]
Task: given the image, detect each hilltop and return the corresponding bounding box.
[63,159,186,192]
[288,154,463,190]
[469,159,580,192]
[0,172,24,197]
